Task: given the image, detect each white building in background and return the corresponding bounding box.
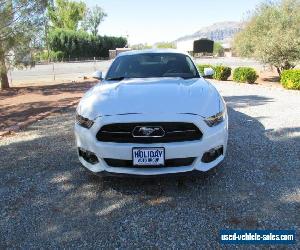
[109,48,132,59]
[176,40,194,53]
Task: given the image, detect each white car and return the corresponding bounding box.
[75,49,228,176]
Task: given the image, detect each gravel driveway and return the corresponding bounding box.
[0,81,299,248]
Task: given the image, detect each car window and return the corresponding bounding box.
[186,56,198,76]
[106,53,200,80]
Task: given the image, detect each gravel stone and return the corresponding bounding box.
[0,81,299,248]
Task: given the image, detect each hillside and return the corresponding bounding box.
[175,21,243,43]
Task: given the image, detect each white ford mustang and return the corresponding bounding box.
[75,49,228,176]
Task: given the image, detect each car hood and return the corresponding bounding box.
[77,77,222,120]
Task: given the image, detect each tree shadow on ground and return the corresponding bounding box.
[224,95,274,108]
[261,76,280,83]
[0,97,299,248]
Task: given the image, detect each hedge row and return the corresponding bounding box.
[197,64,258,83]
[280,69,300,90]
[48,29,127,59]
[197,64,300,90]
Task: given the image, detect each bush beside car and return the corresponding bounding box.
[280,69,300,90]
[233,67,258,84]
[213,66,232,81]
[197,64,232,81]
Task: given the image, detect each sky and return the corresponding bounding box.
[83,0,264,45]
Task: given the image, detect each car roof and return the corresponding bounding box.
[116,49,190,57]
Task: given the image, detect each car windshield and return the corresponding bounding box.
[105,53,200,80]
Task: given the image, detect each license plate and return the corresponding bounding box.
[132,147,165,166]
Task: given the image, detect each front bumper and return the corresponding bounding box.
[74,113,228,176]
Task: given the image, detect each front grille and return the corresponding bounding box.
[104,157,196,168]
[96,122,202,143]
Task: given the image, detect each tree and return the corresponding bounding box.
[213,42,224,57]
[233,0,300,75]
[0,0,48,89]
[155,42,176,49]
[82,5,107,36]
[47,0,86,30]
[131,43,152,50]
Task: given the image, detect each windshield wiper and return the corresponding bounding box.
[106,76,127,81]
[180,76,193,79]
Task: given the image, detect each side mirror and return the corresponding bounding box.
[203,68,214,77]
[92,71,103,80]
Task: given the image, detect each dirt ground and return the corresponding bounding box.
[0,80,96,134]
[253,69,281,87]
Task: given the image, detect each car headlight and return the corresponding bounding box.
[204,110,225,127]
[75,113,94,129]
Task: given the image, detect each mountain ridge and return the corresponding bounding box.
[175,21,243,43]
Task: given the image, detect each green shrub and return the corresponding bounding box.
[33,51,48,62]
[233,67,258,84]
[280,69,300,90]
[213,65,231,81]
[33,50,64,62]
[197,64,214,75]
[51,51,64,62]
[213,42,224,57]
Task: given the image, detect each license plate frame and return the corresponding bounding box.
[132,147,165,166]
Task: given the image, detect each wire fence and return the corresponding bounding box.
[10,57,265,87]
[10,59,112,86]
[36,57,109,65]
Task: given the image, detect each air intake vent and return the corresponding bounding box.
[104,157,196,168]
[96,122,202,143]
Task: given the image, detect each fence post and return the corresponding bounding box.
[52,62,55,81]
[9,70,12,87]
